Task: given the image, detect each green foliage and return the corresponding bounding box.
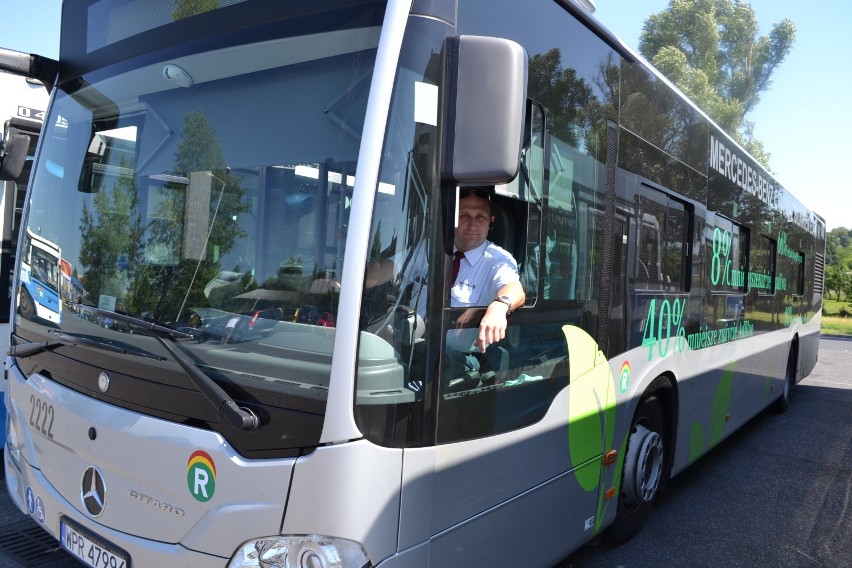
[128,111,249,320]
[739,120,773,174]
[78,110,250,322]
[825,227,852,301]
[638,0,796,168]
[78,156,145,306]
[528,48,597,146]
[823,299,844,316]
[526,48,615,176]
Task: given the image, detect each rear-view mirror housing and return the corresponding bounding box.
[441,35,528,186]
[0,134,31,181]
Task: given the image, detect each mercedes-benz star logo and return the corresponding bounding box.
[98,372,110,393]
[81,466,106,517]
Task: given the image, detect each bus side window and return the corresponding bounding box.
[546,135,576,303]
[795,251,805,296]
[520,101,545,305]
[634,185,689,292]
[752,235,777,295]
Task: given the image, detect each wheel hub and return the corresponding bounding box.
[623,423,664,505]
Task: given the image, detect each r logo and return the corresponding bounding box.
[186,450,217,502]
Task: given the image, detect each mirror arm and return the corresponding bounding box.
[0,48,59,92]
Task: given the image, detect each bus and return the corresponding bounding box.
[0,1,824,567]
[18,228,63,325]
[0,73,48,465]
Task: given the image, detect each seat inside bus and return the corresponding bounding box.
[488,194,526,269]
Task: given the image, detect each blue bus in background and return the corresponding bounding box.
[18,229,62,325]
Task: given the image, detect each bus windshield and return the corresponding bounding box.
[15,3,385,457]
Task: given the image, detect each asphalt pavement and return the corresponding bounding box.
[0,337,849,567]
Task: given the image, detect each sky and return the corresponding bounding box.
[593,0,852,232]
[2,0,850,231]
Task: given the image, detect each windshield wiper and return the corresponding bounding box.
[149,335,259,430]
[8,338,72,358]
[49,330,166,361]
[68,303,194,339]
[69,303,260,431]
[8,330,163,362]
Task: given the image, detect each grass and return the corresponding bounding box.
[824,298,850,316]
[744,299,852,336]
[822,299,852,336]
[821,316,852,336]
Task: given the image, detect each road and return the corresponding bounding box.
[0,337,849,567]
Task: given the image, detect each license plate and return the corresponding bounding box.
[60,516,131,568]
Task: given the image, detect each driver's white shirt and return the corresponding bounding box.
[395,239,519,318]
[451,239,519,306]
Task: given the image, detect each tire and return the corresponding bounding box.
[19,289,35,320]
[606,395,667,543]
[773,346,797,413]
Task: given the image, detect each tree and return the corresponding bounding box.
[844,271,852,304]
[825,265,845,301]
[826,230,840,267]
[126,111,249,320]
[527,48,599,147]
[824,227,852,303]
[639,0,795,168]
[78,156,145,306]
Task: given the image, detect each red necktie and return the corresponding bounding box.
[452,251,464,283]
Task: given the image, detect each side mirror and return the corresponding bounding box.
[0,134,31,181]
[441,36,528,185]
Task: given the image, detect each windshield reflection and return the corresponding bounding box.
[17,31,377,401]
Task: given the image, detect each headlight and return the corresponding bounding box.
[228,535,371,568]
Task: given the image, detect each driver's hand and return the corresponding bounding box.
[475,303,509,353]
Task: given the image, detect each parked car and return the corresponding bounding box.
[296,305,335,327]
[205,307,288,343]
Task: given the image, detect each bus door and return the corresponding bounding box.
[626,179,693,357]
[787,246,807,325]
[423,313,612,565]
[423,103,613,566]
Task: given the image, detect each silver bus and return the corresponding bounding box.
[0,1,824,566]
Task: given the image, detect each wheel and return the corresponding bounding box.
[773,346,797,413]
[18,289,35,320]
[606,395,667,543]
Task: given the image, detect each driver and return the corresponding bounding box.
[365,187,524,353]
[450,187,524,352]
